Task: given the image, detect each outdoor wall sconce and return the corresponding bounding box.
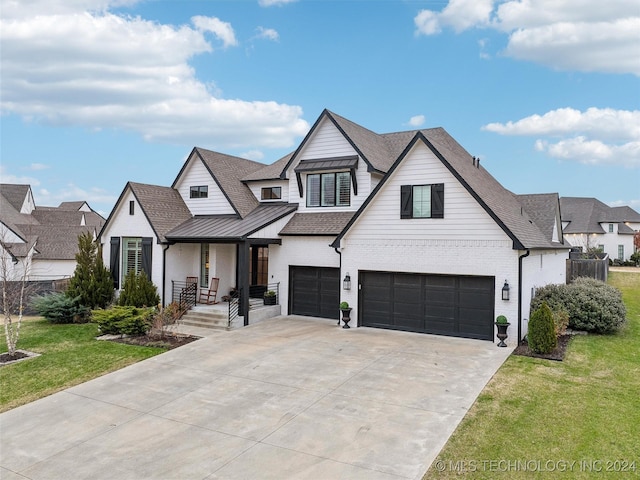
[502,280,510,301]
[343,273,351,290]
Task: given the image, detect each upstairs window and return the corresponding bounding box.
[190,185,208,198]
[400,183,444,219]
[261,187,282,200]
[608,223,614,233]
[307,172,350,207]
[129,201,134,215]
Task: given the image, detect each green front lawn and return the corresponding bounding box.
[0,318,165,412]
[425,271,640,479]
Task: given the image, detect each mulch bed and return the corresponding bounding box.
[107,333,200,350]
[0,350,41,366]
[512,334,573,361]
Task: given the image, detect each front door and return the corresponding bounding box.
[249,245,268,298]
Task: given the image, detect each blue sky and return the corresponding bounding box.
[1,0,638,217]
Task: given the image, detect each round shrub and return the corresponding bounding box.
[531,277,626,334]
[30,292,90,323]
[528,302,557,354]
[91,306,153,335]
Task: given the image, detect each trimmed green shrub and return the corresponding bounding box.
[531,277,626,333]
[30,293,90,324]
[91,306,154,335]
[118,270,160,308]
[528,302,557,354]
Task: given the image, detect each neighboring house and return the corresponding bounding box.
[100,109,570,344]
[0,184,105,282]
[560,197,640,261]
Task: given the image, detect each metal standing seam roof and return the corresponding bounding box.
[165,203,298,242]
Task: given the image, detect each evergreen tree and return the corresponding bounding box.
[119,270,160,308]
[67,232,114,309]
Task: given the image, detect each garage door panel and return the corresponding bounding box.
[360,271,494,340]
[290,267,339,319]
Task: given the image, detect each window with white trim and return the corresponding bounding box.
[618,245,624,260]
[306,172,350,207]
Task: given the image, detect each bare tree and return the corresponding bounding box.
[1,235,34,358]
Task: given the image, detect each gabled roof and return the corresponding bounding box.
[0,184,30,211]
[101,182,193,243]
[332,131,563,250]
[280,212,355,236]
[173,148,264,218]
[1,183,106,261]
[560,197,640,234]
[517,193,563,246]
[166,203,297,242]
[58,201,89,211]
[243,152,294,182]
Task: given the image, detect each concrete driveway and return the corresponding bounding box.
[0,316,512,480]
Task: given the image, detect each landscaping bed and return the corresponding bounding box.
[105,331,199,349]
[512,333,573,361]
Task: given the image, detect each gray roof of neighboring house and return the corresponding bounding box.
[58,201,89,211]
[166,203,298,241]
[126,182,193,243]
[0,184,30,211]
[517,193,563,246]
[1,183,106,260]
[560,197,640,235]
[279,212,355,236]
[185,148,265,218]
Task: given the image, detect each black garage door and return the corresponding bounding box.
[290,266,340,319]
[360,271,494,340]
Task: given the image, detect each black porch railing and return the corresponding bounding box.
[172,280,197,313]
[228,288,241,328]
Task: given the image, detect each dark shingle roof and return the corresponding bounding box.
[517,193,563,245]
[16,225,96,260]
[560,197,640,235]
[128,182,193,243]
[280,212,356,236]
[166,203,297,241]
[58,201,87,211]
[0,184,30,211]
[243,152,294,181]
[192,148,264,218]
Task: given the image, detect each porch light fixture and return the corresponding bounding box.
[502,280,510,301]
[343,273,351,290]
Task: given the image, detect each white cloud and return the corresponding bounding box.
[484,108,640,167]
[28,163,50,171]
[0,166,40,186]
[407,115,425,127]
[241,150,265,161]
[34,183,118,210]
[258,0,297,6]
[256,27,279,41]
[0,2,309,150]
[192,15,238,48]
[414,0,640,76]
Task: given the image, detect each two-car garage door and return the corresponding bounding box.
[359,271,495,341]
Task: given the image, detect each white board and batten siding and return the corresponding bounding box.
[339,140,522,341]
[287,118,374,213]
[174,156,235,215]
[247,181,290,203]
[100,188,165,302]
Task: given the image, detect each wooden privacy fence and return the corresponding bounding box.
[566,254,609,283]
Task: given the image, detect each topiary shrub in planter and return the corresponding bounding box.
[531,277,626,334]
[91,306,154,335]
[528,302,557,354]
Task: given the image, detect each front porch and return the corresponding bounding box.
[179,300,282,331]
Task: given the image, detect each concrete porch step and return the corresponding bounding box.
[180,309,230,331]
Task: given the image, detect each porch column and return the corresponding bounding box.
[238,241,250,325]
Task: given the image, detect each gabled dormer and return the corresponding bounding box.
[172,147,263,218]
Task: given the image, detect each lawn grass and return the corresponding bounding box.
[424,271,640,479]
[0,317,165,412]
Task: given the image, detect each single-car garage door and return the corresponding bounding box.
[360,271,494,340]
[290,266,340,319]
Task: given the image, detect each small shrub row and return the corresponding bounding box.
[31,293,90,324]
[91,306,154,335]
[531,277,626,333]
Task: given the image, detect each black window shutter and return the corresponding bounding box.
[432,183,445,218]
[141,237,153,279]
[400,185,413,219]
[109,237,120,289]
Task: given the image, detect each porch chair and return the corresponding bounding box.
[199,277,220,304]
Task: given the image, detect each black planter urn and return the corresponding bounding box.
[340,308,352,329]
[263,295,276,306]
[495,322,510,347]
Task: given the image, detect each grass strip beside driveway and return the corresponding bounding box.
[1,318,165,412]
[425,271,640,479]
